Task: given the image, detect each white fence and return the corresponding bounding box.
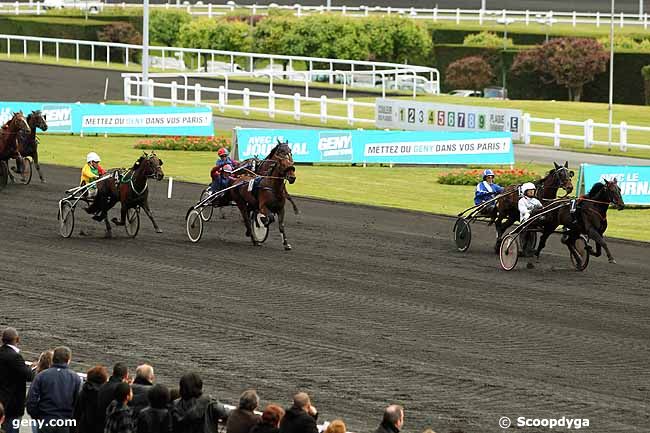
[0,34,440,95]
[2,1,650,29]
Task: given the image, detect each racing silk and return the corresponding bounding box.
[79,163,106,185]
[474,181,504,205]
[518,196,543,222]
[215,156,238,170]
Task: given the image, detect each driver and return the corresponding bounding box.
[474,169,504,212]
[209,148,238,192]
[80,152,106,198]
[518,182,543,222]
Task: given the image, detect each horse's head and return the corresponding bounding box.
[29,110,48,132]
[550,161,574,194]
[7,111,31,135]
[135,152,164,181]
[272,141,296,184]
[604,178,625,210]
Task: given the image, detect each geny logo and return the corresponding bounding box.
[42,104,72,129]
[318,132,352,161]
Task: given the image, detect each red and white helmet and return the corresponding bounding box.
[222,164,233,173]
[217,148,229,157]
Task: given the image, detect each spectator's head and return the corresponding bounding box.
[238,389,259,411]
[52,346,72,365]
[36,350,53,373]
[1,327,19,346]
[325,420,346,433]
[179,373,203,400]
[0,401,5,426]
[147,384,170,410]
[292,392,311,411]
[114,382,133,404]
[261,404,285,428]
[382,405,404,430]
[135,364,155,384]
[421,429,437,433]
[112,362,129,381]
[86,365,109,385]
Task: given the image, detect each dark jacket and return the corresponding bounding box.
[374,421,399,433]
[136,407,172,433]
[129,378,153,419]
[0,344,34,417]
[104,400,134,433]
[26,363,81,421]
[226,408,260,433]
[97,376,125,428]
[278,406,318,433]
[249,423,279,433]
[171,396,229,433]
[73,380,104,433]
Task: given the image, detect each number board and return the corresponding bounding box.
[375,98,522,140]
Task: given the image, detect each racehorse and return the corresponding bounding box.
[85,153,164,237]
[111,152,165,234]
[230,142,297,250]
[11,110,48,182]
[237,156,299,216]
[0,112,30,161]
[530,179,624,267]
[493,161,574,252]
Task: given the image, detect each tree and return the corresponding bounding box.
[364,16,432,64]
[150,10,190,46]
[511,38,609,101]
[445,56,494,91]
[179,18,253,53]
[97,23,141,63]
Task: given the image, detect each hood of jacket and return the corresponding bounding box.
[106,400,130,417]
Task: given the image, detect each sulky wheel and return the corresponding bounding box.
[186,209,204,243]
[569,236,590,272]
[58,200,75,238]
[0,161,8,191]
[250,211,270,244]
[453,217,472,252]
[199,188,214,222]
[499,233,519,271]
[125,207,140,238]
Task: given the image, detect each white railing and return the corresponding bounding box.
[0,34,439,94]
[523,114,650,151]
[2,2,649,29]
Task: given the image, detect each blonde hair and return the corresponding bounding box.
[325,420,346,433]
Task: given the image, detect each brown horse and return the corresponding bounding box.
[0,112,30,161]
[12,110,48,182]
[230,142,296,250]
[110,152,165,234]
[493,161,574,251]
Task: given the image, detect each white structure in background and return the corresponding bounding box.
[40,0,104,13]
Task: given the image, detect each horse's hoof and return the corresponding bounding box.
[104,232,112,239]
[79,230,89,236]
[526,262,535,269]
[40,179,46,184]
[245,230,251,237]
[284,244,292,251]
[155,228,163,234]
[609,258,617,264]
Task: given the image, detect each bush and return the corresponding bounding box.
[97,22,141,45]
[134,136,231,152]
[438,168,539,186]
[463,31,512,48]
[179,18,253,53]
[445,56,494,91]
[150,10,190,46]
[363,16,432,64]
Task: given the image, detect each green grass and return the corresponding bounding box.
[35,133,650,242]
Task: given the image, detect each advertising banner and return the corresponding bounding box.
[0,102,214,136]
[579,164,650,205]
[375,98,522,140]
[235,128,514,165]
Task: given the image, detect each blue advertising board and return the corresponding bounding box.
[235,128,514,165]
[0,102,214,136]
[579,164,650,205]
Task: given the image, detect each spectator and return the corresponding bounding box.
[226,390,261,433]
[374,405,404,433]
[74,365,109,433]
[26,346,82,433]
[33,351,54,375]
[130,365,155,419]
[249,405,284,433]
[136,384,172,433]
[278,393,318,433]
[0,401,5,433]
[171,372,229,433]
[104,382,134,433]
[98,363,129,428]
[324,420,346,433]
[0,327,34,433]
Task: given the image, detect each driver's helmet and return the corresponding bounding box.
[482,169,495,179]
[222,164,233,174]
[86,152,101,163]
[217,148,229,157]
[521,182,536,194]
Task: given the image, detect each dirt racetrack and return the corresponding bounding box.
[0,165,648,433]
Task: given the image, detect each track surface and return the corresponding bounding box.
[0,165,648,433]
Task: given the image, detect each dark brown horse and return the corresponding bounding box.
[493,161,574,251]
[236,156,299,215]
[12,110,48,182]
[530,179,625,267]
[111,152,165,234]
[0,112,30,161]
[230,142,297,250]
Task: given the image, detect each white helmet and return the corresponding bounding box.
[86,152,101,163]
[521,182,536,193]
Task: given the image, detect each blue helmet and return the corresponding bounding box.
[483,169,495,179]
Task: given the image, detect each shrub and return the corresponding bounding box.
[179,18,253,53]
[150,10,190,46]
[438,168,539,186]
[445,56,494,91]
[463,31,512,48]
[97,22,141,45]
[134,136,231,152]
[363,16,432,64]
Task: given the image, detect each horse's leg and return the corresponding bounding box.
[34,152,45,182]
[235,200,255,243]
[588,227,616,263]
[104,216,113,239]
[287,193,300,215]
[259,194,275,226]
[529,228,553,268]
[141,201,163,233]
[111,204,126,226]
[278,206,292,251]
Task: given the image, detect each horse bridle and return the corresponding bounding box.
[537,166,571,198]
